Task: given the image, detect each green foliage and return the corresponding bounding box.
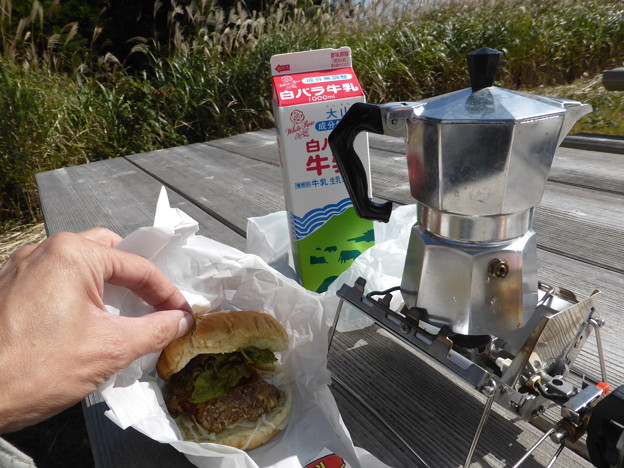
[0,64,82,221]
[0,62,185,222]
[535,75,624,136]
[343,0,624,101]
[0,0,623,227]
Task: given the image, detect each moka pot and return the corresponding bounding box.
[328,47,591,336]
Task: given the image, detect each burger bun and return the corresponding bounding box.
[156,309,292,450]
[157,309,289,381]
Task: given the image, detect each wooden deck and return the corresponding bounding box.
[36,130,624,467]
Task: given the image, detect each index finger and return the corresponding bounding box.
[101,247,191,313]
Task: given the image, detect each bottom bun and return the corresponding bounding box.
[175,386,292,450]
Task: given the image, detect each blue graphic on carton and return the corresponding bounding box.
[289,197,352,240]
[315,119,340,131]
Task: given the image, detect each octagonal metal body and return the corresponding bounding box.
[400,224,538,336]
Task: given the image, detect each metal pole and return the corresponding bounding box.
[511,428,556,468]
[328,298,344,353]
[464,382,497,467]
[589,317,608,384]
[545,444,565,468]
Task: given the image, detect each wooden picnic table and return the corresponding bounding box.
[36,130,624,468]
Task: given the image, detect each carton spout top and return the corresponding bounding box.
[270,47,352,76]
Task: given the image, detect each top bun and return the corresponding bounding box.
[157,310,288,380]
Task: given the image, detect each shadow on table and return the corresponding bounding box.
[329,324,560,468]
[4,403,93,468]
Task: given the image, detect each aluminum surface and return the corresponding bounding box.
[498,289,600,387]
[400,225,538,335]
[418,205,533,242]
[379,97,591,217]
[377,91,590,334]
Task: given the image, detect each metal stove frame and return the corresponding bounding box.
[328,277,608,467]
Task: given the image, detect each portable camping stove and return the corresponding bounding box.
[331,278,614,467]
[327,47,624,467]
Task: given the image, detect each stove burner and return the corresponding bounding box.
[330,277,623,468]
[447,333,490,349]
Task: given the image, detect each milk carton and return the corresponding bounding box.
[270,47,374,293]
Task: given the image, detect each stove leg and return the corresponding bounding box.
[589,315,608,384]
[511,427,556,468]
[545,443,565,468]
[464,382,497,467]
[328,299,345,354]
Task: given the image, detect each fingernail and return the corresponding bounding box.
[176,312,194,338]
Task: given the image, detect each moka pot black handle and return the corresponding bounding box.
[328,102,393,222]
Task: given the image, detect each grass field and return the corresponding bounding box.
[1,0,622,230]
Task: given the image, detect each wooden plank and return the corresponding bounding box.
[200,130,624,204]
[36,132,623,467]
[36,157,246,250]
[126,134,624,465]
[324,230,624,468]
[361,149,624,275]
[203,131,624,197]
[368,133,408,155]
[92,145,434,466]
[536,250,624,387]
[329,378,427,467]
[125,133,624,347]
[550,146,624,193]
[126,134,624,287]
[82,400,192,468]
[36,157,245,468]
[127,141,411,234]
[325,249,624,468]
[535,184,624,273]
[361,149,623,274]
[205,129,280,166]
[328,325,591,468]
[126,143,286,235]
[35,151,430,467]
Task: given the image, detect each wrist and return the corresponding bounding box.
[0,348,39,433]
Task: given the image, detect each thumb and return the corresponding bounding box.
[118,310,195,359]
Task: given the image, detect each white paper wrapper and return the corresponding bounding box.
[98,188,392,468]
[247,205,418,332]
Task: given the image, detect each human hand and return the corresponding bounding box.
[0,228,194,433]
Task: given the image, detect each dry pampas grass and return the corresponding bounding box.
[0,223,46,266]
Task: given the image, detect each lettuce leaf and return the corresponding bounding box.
[189,348,277,404]
[241,346,277,365]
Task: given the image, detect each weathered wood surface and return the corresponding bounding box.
[35,129,624,468]
[35,157,246,250]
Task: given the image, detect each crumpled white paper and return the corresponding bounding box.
[247,205,418,332]
[98,187,392,468]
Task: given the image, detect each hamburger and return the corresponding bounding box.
[156,309,291,450]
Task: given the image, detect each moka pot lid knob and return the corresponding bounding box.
[467,47,502,92]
